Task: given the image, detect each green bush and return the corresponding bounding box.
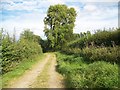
[56,28,120,88]
[70,61,118,88]
[56,52,119,88]
[67,28,120,48]
[56,52,84,74]
[61,47,82,55]
[2,30,43,74]
[82,46,120,63]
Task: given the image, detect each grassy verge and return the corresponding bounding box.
[56,52,119,88]
[2,54,45,88]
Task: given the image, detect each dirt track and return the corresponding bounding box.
[8,53,65,88]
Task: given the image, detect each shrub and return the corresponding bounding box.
[67,28,120,48]
[82,46,120,63]
[2,30,43,74]
[70,61,118,88]
[56,52,119,88]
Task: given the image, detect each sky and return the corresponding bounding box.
[0,0,119,39]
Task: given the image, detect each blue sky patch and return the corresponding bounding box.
[0,0,118,39]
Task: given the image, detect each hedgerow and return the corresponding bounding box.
[61,28,120,63]
[67,28,120,48]
[1,29,43,74]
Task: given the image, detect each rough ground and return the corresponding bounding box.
[8,53,65,88]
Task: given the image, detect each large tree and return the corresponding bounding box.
[44,4,77,50]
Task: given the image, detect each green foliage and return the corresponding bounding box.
[43,4,119,89]
[61,28,120,63]
[2,30,43,74]
[40,39,50,52]
[82,46,120,63]
[0,29,3,75]
[79,61,118,88]
[20,29,42,43]
[61,47,81,55]
[93,28,120,46]
[56,52,119,88]
[44,4,77,50]
[68,28,120,48]
[61,46,120,63]
[68,61,118,88]
[56,52,85,76]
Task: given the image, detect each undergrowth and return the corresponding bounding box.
[56,52,119,88]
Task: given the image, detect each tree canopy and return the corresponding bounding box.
[20,29,42,44]
[44,4,77,50]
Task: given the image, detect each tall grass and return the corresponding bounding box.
[56,52,119,88]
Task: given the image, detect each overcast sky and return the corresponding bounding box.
[0,0,119,39]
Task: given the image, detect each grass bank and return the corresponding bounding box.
[56,52,119,88]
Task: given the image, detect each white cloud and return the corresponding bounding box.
[1,11,46,39]
[84,4,97,12]
[49,0,65,5]
[2,0,38,11]
[64,0,119,2]
[73,2,118,34]
[74,18,118,34]
[1,0,65,11]
[1,0,118,39]
[1,20,46,39]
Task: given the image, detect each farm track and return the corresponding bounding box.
[7,53,65,88]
